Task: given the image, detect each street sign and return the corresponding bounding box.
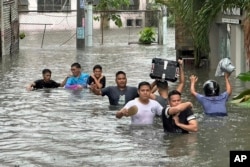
[80,0,85,9]
[221,18,241,24]
[77,27,85,39]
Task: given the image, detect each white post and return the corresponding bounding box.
[234,25,243,76]
[162,6,167,45]
[1,0,5,56]
[85,2,93,47]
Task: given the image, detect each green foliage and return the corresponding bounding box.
[156,0,250,67]
[19,32,25,39]
[94,0,130,44]
[230,72,250,107]
[109,14,122,27]
[139,27,156,44]
[237,71,250,82]
[167,13,175,27]
[94,0,130,27]
[232,89,250,100]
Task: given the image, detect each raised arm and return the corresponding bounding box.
[224,72,232,96]
[150,80,158,93]
[176,59,185,93]
[149,80,157,100]
[190,75,198,97]
[167,102,193,115]
[90,74,104,89]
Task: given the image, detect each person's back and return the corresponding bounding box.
[196,92,229,116]
[190,72,232,116]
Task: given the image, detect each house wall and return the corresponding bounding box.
[209,8,245,75]
[19,0,149,30]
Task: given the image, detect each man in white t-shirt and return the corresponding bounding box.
[116,81,163,125]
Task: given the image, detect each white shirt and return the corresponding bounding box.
[124,98,163,125]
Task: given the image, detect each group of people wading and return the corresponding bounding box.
[27,59,232,134]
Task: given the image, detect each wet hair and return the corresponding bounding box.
[42,69,51,75]
[168,90,181,99]
[156,80,168,89]
[71,62,81,69]
[116,71,126,77]
[138,81,151,90]
[93,64,102,71]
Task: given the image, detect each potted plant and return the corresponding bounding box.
[139,27,156,44]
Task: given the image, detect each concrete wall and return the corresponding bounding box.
[209,9,245,76]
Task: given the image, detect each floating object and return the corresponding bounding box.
[127,105,138,116]
[149,58,179,82]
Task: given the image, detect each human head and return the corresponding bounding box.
[93,64,102,78]
[203,80,220,96]
[156,80,168,93]
[168,90,182,107]
[138,81,151,101]
[115,71,127,88]
[71,62,82,77]
[42,69,52,82]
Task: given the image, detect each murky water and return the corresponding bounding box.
[0,28,250,167]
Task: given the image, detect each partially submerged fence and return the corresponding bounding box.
[18,10,160,48]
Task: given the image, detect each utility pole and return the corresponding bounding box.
[76,0,85,49]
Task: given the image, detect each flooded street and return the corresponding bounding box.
[0,28,250,167]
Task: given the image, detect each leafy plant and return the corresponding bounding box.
[230,72,250,106]
[94,0,130,44]
[139,27,156,44]
[237,71,250,82]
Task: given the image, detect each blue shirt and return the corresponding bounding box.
[196,92,229,116]
[65,73,89,89]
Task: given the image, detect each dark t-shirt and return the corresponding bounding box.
[101,86,138,105]
[87,76,106,88]
[162,107,196,133]
[33,79,60,89]
[155,95,168,108]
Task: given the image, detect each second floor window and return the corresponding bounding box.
[38,0,71,11]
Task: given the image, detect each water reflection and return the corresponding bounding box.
[0,28,250,167]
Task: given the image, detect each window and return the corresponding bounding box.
[38,0,71,11]
[129,0,139,10]
[18,0,29,11]
[122,0,140,10]
[135,19,142,27]
[127,19,133,27]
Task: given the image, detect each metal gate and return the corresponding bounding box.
[0,0,19,56]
